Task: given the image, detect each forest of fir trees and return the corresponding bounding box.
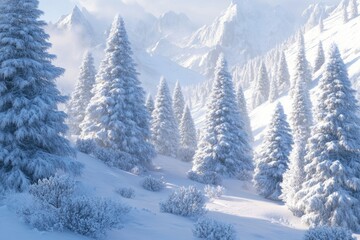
[1,0,360,238]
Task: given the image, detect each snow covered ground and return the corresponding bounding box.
[0,150,330,240]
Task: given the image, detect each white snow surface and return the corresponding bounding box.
[2,152,309,240]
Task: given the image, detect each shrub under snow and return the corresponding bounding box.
[193,217,236,240]
[188,171,222,185]
[19,174,129,239]
[141,176,165,192]
[204,185,225,199]
[116,187,135,199]
[160,186,206,217]
[303,227,356,240]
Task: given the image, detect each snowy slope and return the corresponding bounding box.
[2,151,309,240]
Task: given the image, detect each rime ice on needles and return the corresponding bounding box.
[277,52,290,94]
[252,62,270,108]
[236,85,253,143]
[296,44,360,231]
[151,78,180,157]
[254,103,293,201]
[0,0,78,191]
[80,16,155,169]
[67,51,96,136]
[313,41,325,73]
[189,56,253,182]
[173,81,186,125]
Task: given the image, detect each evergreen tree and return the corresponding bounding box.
[80,16,155,169]
[296,44,360,231]
[173,81,185,125]
[350,0,358,19]
[151,78,179,157]
[269,79,279,103]
[67,51,96,136]
[281,76,313,214]
[277,52,290,94]
[313,41,325,73]
[252,62,270,109]
[189,56,253,182]
[0,0,77,191]
[236,85,253,143]
[146,94,155,116]
[254,103,293,201]
[290,33,312,95]
[180,106,197,151]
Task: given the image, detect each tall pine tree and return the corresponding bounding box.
[254,103,293,201]
[0,0,77,191]
[67,51,96,136]
[277,52,290,94]
[237,85,253,143]
[178,106,197,162]
[151,78,180,157]
[269,78,279,103]
[189,56,253,183]
[173,81,185,125]
[350,0,358,19]
[252,62,270,109]
[281,74,313,214]
[146,94,155,116]
[290,33,312,95]
[313,41,325,73]
[296,44,360,231]
[80,16,155,169]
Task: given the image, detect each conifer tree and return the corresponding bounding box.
[146,94,155,115]
[277,52,290,94]
[80,16,155,169]
[254,103,293,201]
[281,76,313,214]
[189,56,253,183]
[173,81,185,125]
[252,62,270,109]
[350,0,358,19]
[0,0,78,191]
[296,44,360,231]
[314,41,325,73]
[151,78,180,157]
[67,51,96,136]
[290,34,312,94]
[269,79,279,103]
[237,85,253,143]
[178,106,197,161]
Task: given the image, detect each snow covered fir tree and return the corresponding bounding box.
[80,16,155,171]
[236,85,253,143]
[313,41,325,73]
[254,103,293,201]
[151,78,180,157]
[296,44,360,231]
[67,51,96,136]
[281,43,313,214]
[252,62,270,108]
[146,94,155,116]
[189,55,253,184]
[178,106,197,162]
[0,0,79,191]
[277,52,290,94]
[172,81,186,125]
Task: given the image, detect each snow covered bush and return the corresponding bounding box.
[141,176,165,192]
[19,174,129,238]
[204,185,225,199]
[116,187,135,199]
[60,197,129,239]
[187,171,222,186]
[303,227,356,240]
[193,217,236,240]
[160,186,206,217]
[76,139,97,155]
